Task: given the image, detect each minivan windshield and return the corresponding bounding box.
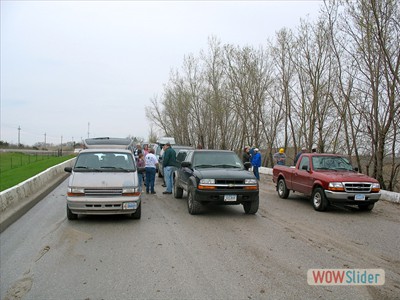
[74,152,136,172]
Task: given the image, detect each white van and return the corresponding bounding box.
[64,140,141,220]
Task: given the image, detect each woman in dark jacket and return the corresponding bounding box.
[242,146,251,163]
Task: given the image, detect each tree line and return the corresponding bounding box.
[146,0,400,192]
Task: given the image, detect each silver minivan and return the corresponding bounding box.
[64,148,141,220]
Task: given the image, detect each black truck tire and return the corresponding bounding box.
[243,196,259,214]
[173,179,183,199]
[187,187,202,215]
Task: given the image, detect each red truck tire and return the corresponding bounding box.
[277,178,290,199]
[312,187,328,211]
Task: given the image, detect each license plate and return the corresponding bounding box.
[355,194,366,201]
[224,195,237,202]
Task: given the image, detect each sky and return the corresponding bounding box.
[1,0,323,146]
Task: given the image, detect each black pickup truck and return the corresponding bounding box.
[173,149,259,215]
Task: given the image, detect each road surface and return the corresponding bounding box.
[1,175,399,299]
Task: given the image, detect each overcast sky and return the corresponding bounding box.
[1,0,323,146]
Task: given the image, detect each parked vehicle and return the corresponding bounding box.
[158,145,194,178]
[153,137,176,160]
[84,137,134,152]
[64,148,141,220]
[173,149,259,215]
[272,153,381,211]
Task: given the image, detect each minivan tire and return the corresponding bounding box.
[130,203,141,219]
[67,205,78,220]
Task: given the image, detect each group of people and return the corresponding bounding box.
[135,142,177,195]
[242,146,262,180]
[242,146,301,179]
[242,146,314,179]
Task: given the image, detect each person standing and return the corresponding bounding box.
[162,142,177,194]
[134,144,142,161]
[136,153,145,192]
[294,147,307,165]
[145,148,158,194]
[143,144,150,157]
[242,146,251,163]
[273,148,286,165]
[251,148,261,180]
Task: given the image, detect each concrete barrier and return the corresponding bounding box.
[0,158,75,232]
[259,166,400,204]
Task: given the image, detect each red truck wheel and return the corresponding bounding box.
[277,179,290,199]
[312,187,328,211]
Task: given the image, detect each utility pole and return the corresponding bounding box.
[44,133,47,148]
[18,126,21,147]
[87,122,90,138]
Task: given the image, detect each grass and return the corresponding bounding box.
[0,152,74,191]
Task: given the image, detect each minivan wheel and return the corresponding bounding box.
[66,205,78,220]
[130,203,141,219]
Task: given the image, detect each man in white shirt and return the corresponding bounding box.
[145,149,158,194]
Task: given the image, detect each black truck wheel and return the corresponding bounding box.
[187,188,202,215]
[243,196,259,214]
[173,179,183,199]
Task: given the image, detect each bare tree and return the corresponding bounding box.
[342,0,400,188]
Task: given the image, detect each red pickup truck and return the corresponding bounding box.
[272,153,381,211]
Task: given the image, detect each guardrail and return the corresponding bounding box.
[0,158,75,232]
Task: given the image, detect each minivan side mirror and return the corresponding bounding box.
[64,167,72,173]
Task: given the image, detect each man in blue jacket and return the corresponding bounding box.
[251,148,261,180]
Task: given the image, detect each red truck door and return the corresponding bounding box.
[292,156,313,195]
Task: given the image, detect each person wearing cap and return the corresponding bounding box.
[251,148,261,180]
[162,142,177,194]
[294,147,308,165]
[273,148,286,166]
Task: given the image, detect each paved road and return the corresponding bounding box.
[1,175,399,299]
